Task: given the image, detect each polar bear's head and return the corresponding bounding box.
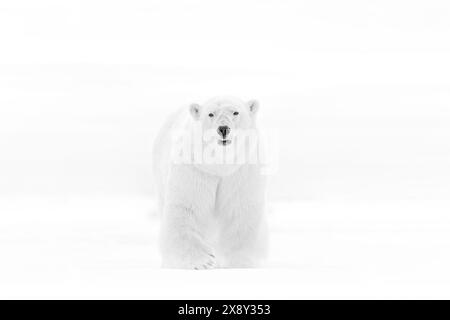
[189,96,259,147]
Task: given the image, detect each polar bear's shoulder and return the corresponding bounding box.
[152,105,192,210]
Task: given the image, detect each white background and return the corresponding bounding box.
[1,0,450,299]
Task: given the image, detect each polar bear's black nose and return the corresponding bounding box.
[217,126,230,138]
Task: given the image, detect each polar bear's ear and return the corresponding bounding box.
[248,100,259,117]
[189,103,201,120]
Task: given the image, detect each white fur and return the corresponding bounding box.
[153,96,268,269]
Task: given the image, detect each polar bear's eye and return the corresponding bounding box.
[208,113,214,118]
[233,111,239,116]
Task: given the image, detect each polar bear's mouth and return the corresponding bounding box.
[218,139,232,146]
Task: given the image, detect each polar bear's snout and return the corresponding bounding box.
[217,125,230,138]
[217,125,232,146]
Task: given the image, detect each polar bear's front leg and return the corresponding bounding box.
[159,165,219,269]
[215,165,269,268]
[160,206,217,269]
[216,205,269,268]
[216,165,268,268]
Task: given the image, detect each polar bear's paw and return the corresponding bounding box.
[162,242,217,270]
[192,253,217,270]
[180,246,217,270]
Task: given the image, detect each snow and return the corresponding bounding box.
[1,196,450,299]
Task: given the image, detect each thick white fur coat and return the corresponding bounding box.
[153,97,268,269]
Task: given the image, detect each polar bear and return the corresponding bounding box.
[153,96,268,269]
